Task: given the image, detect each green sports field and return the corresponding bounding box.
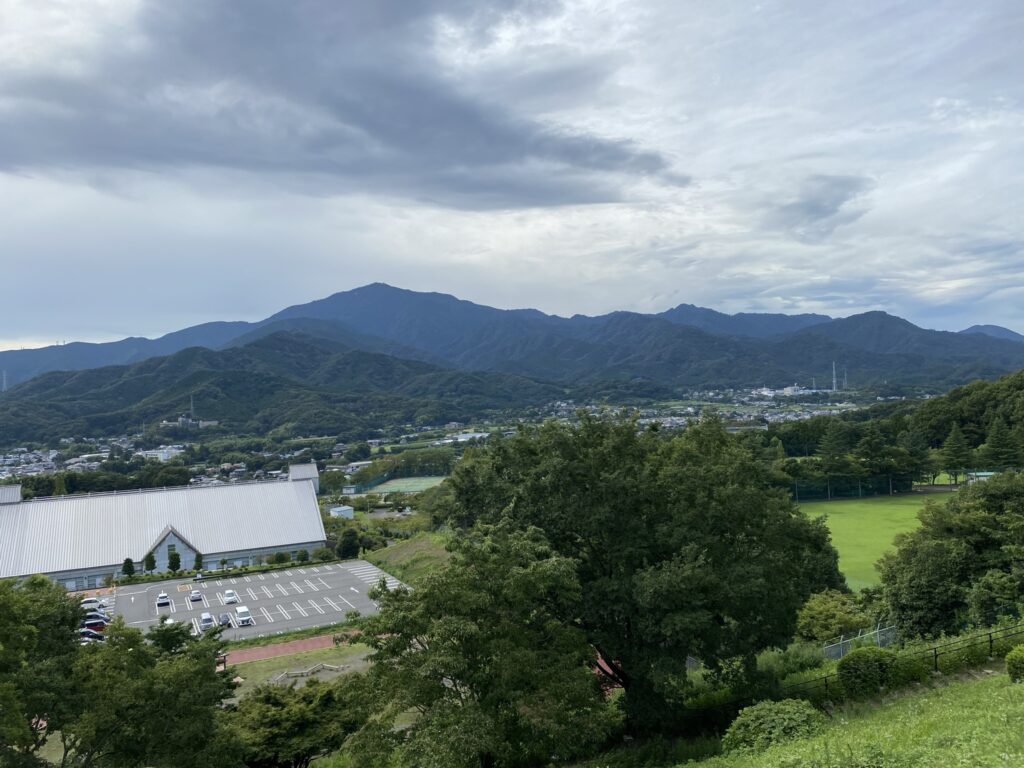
[372,476,447,493]
[799,492,954,590]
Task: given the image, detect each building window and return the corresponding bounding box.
[167,544,176,554]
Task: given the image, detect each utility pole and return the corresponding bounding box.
[832,361,837,393]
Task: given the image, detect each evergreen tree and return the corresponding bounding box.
[144,551,156,574]
[168,551,181,573]
[981,418,1022,470]
[817,420,851,499]
[121,558,135,578]
[942,423,972,485]
[193,552,203,572]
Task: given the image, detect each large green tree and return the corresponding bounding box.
[817,420,852,499]
[880,473,1024,636]
[981,418,1022,470]
[346,524,620,767]
[443,416,843,731]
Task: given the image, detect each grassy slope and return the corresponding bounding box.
[696,668,1024,768]
[800,493,952,590]
[230,643,370,698]
[364,532,451,586]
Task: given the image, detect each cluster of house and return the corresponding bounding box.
[0,447,61,479]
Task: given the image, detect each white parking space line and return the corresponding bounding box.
[247,588,259,601]
[260,607,274,623]
[338,594,356,609]
[169,601,177,613]
[216,580,223,586]
[318,577,331,590]
[307,599,325,614]
[276,584,288,596]
[186,599,194,611]
[322,564,334,571]
[304,579,319,592]
[298,569,306,575]
[290,581,304,594]
[292,601,308,617]
[285,570,293,577]
[202,595,210,607]
[311,567,320,573]
[230,578,238,585]
[244,576,251,583]
[262,586,274,598]
[216,593,225,605]
[192,618,201,634]
[228,614,238,628]
[277,604,291,620]
[272,572,281,579]
[323,596,341,612]
[350,587,359,593]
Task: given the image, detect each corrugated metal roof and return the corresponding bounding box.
[0,485,21,505]
[0,481,325,578]
[289,462,319,481]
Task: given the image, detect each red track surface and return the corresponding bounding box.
[226,634,336,664]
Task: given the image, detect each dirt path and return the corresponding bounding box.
[226,634,337,664]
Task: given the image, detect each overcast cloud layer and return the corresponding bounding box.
[1,0,1022,347]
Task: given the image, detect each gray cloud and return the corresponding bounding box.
[0,0,677,209]
[766,175,873,242]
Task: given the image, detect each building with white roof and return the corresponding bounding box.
[0,479,326,590]
[288,462,320,494]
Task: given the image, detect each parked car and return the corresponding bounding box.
[83,610,110,622]
[80,597,107,610]
[218,613,231,627]
[192,572,204,581]
[199,612,216,632]
[223,589,239,604]
[235,606,254,626]
[156,592,171,607]
[81,618,108,632]
[188,589,203,602]
[78,628,105,641]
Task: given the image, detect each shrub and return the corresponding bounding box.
[271,551,290,565]
[313,547,334,562]
[796,590,871,642]
[889,653,931,687]
[837,646,897,699]
[722,699,826,753]
[1007,644,1024,683]
[296,549,310,562]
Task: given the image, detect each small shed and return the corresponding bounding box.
[329,505,355,519]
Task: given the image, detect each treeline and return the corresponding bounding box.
[348,447,455,484]
[9,462,190,499]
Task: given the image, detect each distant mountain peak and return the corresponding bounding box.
[959,324,1024,343]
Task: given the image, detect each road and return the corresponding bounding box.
[110,560,403,640]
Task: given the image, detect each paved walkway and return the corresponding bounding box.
[226,634,337,664]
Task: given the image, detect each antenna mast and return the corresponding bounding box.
[832,361,837,393]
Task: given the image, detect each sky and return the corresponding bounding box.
[1,0,1023,349]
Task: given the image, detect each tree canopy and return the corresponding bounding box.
[443,415,843,730]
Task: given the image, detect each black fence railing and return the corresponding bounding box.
[682,619,1024,733]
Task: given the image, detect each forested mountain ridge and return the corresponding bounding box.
[5,283,1024,391]
[0,333,564,443]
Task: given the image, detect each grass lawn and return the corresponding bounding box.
[696,667,1024,768]
[373,476,447,493]
[230,643,371,698]
[799,492,953,590]
[365,532,450,586]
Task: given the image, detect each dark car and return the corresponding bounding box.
[83,610,111,622]
[218,613,231,627]
[79,628,105,642]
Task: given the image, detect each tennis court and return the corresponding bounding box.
[373,476,447,493]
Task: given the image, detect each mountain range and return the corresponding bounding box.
[3,283,1024,442]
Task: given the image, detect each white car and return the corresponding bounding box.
[188,589,203,602]
[80,597,107,611]
[199,612,216,632]
[156,592,171,607]
[223,589,239,604]
[235,606,254,626]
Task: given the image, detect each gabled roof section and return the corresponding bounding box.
[0,485,21,505]
[289,462,319,481]
[146,524,201,558]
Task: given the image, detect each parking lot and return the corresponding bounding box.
[112,560,404,640]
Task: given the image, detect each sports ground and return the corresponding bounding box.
[373,476,447,493]
[800,492,954,590]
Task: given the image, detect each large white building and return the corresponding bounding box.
[0,478,326,590]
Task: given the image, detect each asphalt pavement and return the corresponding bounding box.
[112,560,404,640]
